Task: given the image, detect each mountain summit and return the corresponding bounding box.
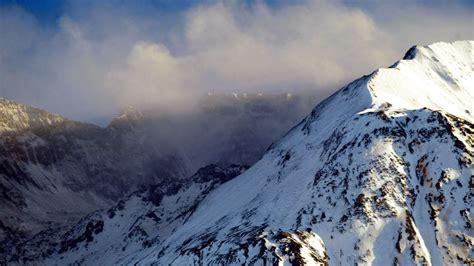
[3,41,473,265]
[0,99,65,132]
[140,40,473,265]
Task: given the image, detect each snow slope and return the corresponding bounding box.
[0,99,65,133]
[3,40,473,265]
[3,164,247,264]
[141,40,473,265]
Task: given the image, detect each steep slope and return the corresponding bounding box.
[0,92,310,254]
[3,164,247,264]
[0,91,309,243]
[0,99,65,133]
[0,102,186,245]
[140,40,471,265]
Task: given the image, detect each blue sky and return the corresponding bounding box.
[2,0,473,24]
[0,0,292,25]
[1,0,63,23]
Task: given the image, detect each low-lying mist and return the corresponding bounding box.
[114,92,319,174]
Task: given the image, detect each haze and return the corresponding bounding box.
[0,0,473,124]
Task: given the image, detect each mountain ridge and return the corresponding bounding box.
[0,98,66,132]
[0,90,311,252]
[140,40,473,265]
[1,40,473,265]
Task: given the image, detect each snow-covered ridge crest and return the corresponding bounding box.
[366,40,473,122]
[300,40,473,141]
[145,40,473,265]
[0,98,65,132]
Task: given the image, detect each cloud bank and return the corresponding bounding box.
[0,0,473,123]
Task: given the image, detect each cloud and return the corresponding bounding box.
[0,0,473,123]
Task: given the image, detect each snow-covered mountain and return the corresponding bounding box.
[0,91,309,254]
[151,40,472,265]
[2,164,247,264]
[0,100,187,245]
[0,99,65,133]
[2,40,473,265]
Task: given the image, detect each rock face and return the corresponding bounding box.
[0,92,310,247]
[2,164,248,264]
[0,88,310,246]
[0,99,187,244]
[1,40,473,265]
[0,99,65,133]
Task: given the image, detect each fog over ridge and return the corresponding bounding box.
[0,0,473,124]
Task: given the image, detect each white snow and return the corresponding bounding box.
[3,40,473,265]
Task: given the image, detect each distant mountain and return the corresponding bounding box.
[0,98,187,245]
[178,92,315,167]
[0,91,311,252]
[0,98,65,133]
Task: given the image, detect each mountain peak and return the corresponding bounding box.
[148,41,473,265]
[0,98,65,133]
[107,106,145,129]
[300,40,473,140]
[365,40,473,121]
[116,106,144,121]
